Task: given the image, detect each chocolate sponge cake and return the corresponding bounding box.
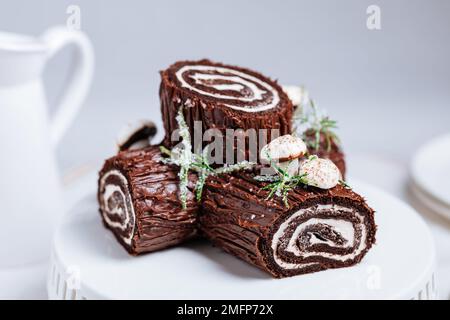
[200,170,376,278]
[96,59,375,280]
[98,146,199,255]
[160,59,293,162]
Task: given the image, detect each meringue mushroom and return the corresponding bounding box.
[260,134,308,176]
[299,156,341,189]
[282,85,309,108]
[117,120,157,152]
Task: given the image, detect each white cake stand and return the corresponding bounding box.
[47,179,437,300]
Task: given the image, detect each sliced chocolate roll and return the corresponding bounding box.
[304,129,346,177]
[98,146,198,255]
[200,171,376,278]
[160,59,293,161]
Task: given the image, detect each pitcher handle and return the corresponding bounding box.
[41,26,95,146]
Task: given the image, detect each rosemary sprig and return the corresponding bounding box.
[159,109,193,209]
[293,96,340,152]
[214,161,255,175]
[193,146,211,202]
[255,152,308,207]
[160,108,254,208]
[339,179,352,189]
[160,145,172,157]
[318,117,340,152]
[309,100,339,152]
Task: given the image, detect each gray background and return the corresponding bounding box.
[1,0,450,299]
[1,0,449,172]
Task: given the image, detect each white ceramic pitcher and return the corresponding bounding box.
[0,26,94,267]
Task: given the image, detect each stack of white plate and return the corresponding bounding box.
[411,134,450,220]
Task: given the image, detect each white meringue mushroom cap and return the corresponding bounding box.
[299,157,341,189]
[260,135,308,162]
[116,120,156,151]
[282,85,309,107]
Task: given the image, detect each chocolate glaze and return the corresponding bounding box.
[200,169,376,278]
[98,146,199,255]
[160,59,293,162]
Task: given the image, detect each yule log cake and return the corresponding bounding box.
[160,59,293,159]
[98,146,199,254]
[199,136,376,278]
[200,170,376,278]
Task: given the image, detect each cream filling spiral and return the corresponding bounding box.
[175,65,280,112]
[99,170,136,246]
[271,204,368,270]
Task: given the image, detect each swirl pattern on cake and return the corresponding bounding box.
[174,65,280,112]
[160,60,293,159]
[270,204,369,272]
[99,170,136,245]
[200,171,376,278]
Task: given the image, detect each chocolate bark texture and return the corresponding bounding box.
[304,129,346,178]
[200,170,376,278]
[160,59,293,163]
[98,146,198,255]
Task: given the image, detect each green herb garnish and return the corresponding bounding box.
[294,97,340,152]
[161,108,254,208]
[339,179,352,189]
[254,152,309,207]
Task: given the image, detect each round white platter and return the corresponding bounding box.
[411,133,450,216]
[47,179,437,300]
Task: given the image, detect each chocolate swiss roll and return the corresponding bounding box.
[160,59,293,162]
[200,171,376,278]
[98,146,198,255]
